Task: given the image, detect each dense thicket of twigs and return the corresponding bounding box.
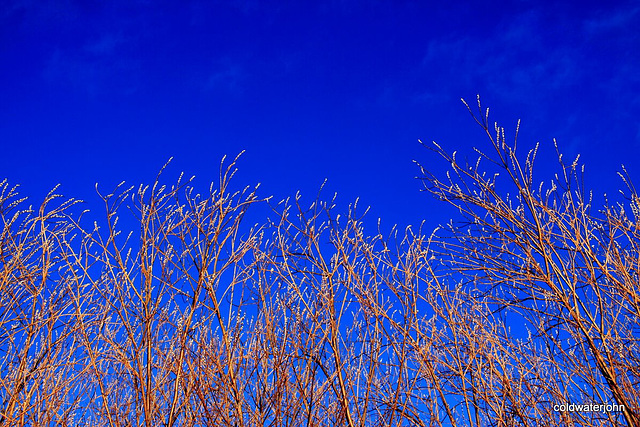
[1,99,638,426]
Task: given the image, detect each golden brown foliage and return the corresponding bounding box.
[1,101,638,426]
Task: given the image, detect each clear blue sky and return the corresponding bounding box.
[2,0,639,231]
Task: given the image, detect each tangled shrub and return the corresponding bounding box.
[0,99,638,426]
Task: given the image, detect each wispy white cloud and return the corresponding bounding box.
[409,2,640,158]
[583,5,640,34]
[415,3,639,129]
[84,33,126,55]
[418,10,583,104]
[205,58,247,94]
[189,0,261,24]
[43,32,140,95]
[2,0,73,21]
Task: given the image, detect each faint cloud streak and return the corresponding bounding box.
[583,5,640,34]
[43,32,140,96]
[205,58,247,94]
[419,10,582,104]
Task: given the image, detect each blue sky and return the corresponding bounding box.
[2,0,639,232]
